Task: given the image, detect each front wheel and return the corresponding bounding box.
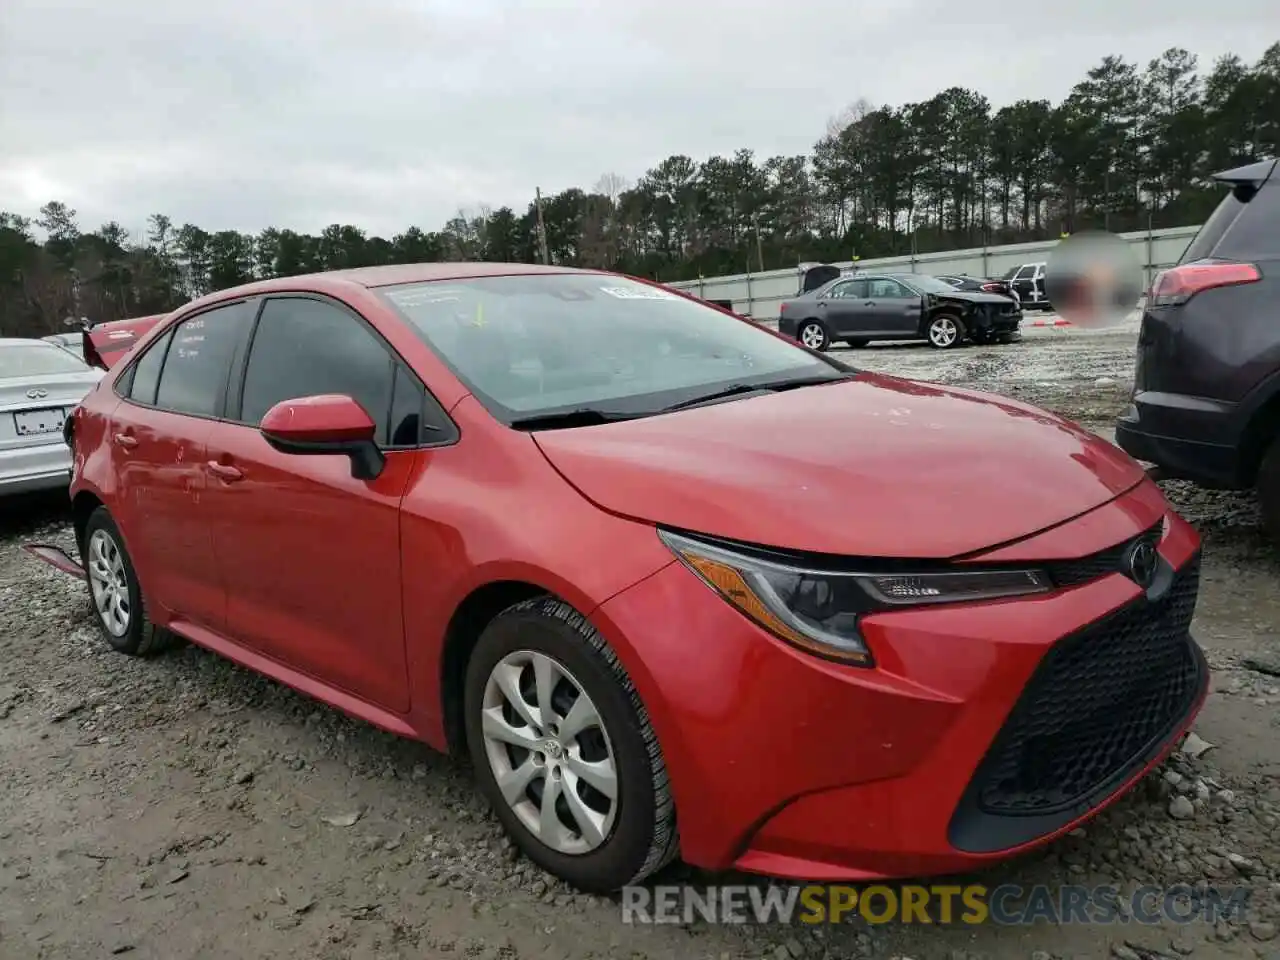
[927,314,964,349]
[464,596,679,893]
[797,320,830,352]
[1259,435,1280,546]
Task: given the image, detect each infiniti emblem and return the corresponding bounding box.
[26,388,48,400]
[1124,539,1158,588]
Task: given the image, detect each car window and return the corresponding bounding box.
[153,303,250,417]
[388,363,425,447]
[1208,181,1278,261]
[828,279,866,299]
[125,328,174,405]
[239,297,396,444]
[378,273,841,421]
[869,278,912,299]
[1014,266,1033,280]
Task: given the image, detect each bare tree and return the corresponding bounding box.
[824,97,875,139]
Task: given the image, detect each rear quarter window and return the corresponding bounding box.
[1210,181,1280,261]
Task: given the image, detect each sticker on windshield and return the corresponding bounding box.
[599,286,679,300]
[386,288,463,308]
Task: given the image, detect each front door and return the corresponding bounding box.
[864,278,924,337]
[106,301,253,629]
[202,295,422,712]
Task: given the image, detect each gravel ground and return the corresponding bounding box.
[2,325,1279,960]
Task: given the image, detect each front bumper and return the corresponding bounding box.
[593,486,1205,879]
[0,440,73,496]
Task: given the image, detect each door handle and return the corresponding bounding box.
[113,433,137,448]
[207,461,244,482]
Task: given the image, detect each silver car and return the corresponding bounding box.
[1,338,103,496]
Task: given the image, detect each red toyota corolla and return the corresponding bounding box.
[62,263,1206,893]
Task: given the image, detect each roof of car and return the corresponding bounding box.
[273,261,592,290]
[169,262,615,317]
[1,337,61,348]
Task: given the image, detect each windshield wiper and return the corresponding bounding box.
[660,373,853,413]
[508,408,639,431]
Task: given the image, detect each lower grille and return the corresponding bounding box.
[949,553,1205,852]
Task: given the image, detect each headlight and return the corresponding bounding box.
[658,530,1051,666]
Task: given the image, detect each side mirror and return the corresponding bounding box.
[259,394,385,480]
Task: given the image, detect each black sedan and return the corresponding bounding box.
[777,273,1022,350]
[936,274,1020,305]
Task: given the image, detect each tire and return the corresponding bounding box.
[926,313,965,349]
[797,320,830,352]
[463,596,679,893]
[82,507,174,656]
[1259,435,1280,546]
[844,338,869,349]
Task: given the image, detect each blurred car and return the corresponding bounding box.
[936,274,1020,305]
[777,272,1022,350]
[58,262,1203,895]
[1,338,102,495]
[43,332,86,362]
[1115,156,1280,544]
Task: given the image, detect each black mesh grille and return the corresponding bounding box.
[1045,521,1163,588]
[972,555,1201,817]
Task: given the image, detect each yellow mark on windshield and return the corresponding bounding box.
[469,301,486,327]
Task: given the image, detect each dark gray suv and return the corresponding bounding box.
[1115,157,1280,543]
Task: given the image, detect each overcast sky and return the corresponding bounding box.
[1,0,1275,240]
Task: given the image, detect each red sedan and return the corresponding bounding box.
[63,263,1206,892]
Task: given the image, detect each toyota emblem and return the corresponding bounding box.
[26,388,48,400]
[1124,539,1158,588]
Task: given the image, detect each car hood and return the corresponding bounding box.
[532,374,1145,559]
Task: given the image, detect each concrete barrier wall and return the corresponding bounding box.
[667,225,1200,320]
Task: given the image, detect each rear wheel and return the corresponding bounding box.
[82,507,174,656]
[927,314,964,349]
[797,321,830,352]
[1259,435,1280,545]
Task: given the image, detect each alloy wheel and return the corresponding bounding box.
[87,529,131,637]
[929,316,959,347]
[799,322,827,350]
[480,650,619,856]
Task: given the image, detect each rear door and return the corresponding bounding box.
[202,294,424,712]
[106,300,254,629]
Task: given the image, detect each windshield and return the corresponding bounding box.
[378,273,843,421]
[0,342,89,378]
[901,275,960,294]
